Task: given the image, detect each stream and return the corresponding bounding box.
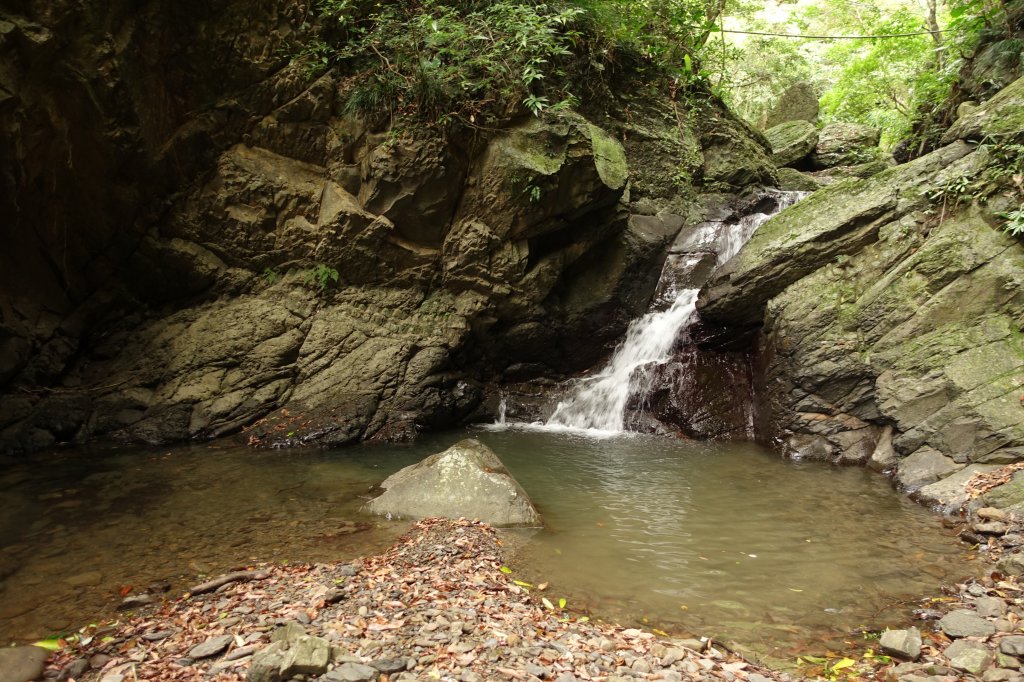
[0,430,974,664]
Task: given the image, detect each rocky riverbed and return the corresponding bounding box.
[15,503,1024,682]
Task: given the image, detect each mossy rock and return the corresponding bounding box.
[943,75,1024,143]
[764,82,819,129]
[776,167,822,192]
[764,120,818,167]
[811,122,882,169]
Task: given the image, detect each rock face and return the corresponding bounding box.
[697,76,1024,505]
[764,82,819,129]
[363,439,541,527]
[0,1,777,453]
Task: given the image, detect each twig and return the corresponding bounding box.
[187,570,272,596]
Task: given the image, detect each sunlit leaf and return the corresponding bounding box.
[542,597,555,610]
[558,597,567,609]
[831,658,856,671]
[513,580,533,588]
[33,638,62,651]
[499,566,512,574]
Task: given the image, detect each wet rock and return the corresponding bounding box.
[880,627,922,660]
[939,609,997,638]
[977,522,1011,535]
[119,594,158,610]
[324,662,379,681]
[363,439,541,527]
[946,639,995,675]
[189,634,233,659]
[0,645,49,682]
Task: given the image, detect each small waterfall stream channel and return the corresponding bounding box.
[0,191,976,665]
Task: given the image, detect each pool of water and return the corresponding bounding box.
[0,428,974,663]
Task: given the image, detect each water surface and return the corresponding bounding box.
[0,429,973,664]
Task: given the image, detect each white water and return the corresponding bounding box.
[543,190,806,434]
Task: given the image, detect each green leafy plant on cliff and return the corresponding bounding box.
[303,264,340,291]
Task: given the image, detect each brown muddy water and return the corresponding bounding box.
[0,428,975,663]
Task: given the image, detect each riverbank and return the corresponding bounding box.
[37,518,792,682]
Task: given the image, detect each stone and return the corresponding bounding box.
[811,122,881,169]
[59,658,88,681]
[764,120,819,167]
[270,621,306,644]
[370,658,406,673]
[939,609,997,638]
[880,628,922,661]
[248,642,289,682]
[0,645,50,682]
[916,464,998,508]
[896,448,965,491]
[188,635,233,659]
[280,635,330,676]
[1002,636,1024,656]
[324,662,380,681]
[980,507,1010,521]
[363,439,541,527]
[776,167,822,192]
[764,82,820,129]
[945,639,995,675]
[977,522,1011,535]
[982,669,1022,681]
[976,597,1009,617]
[998,552,1024,577]
[943,76,1024,144]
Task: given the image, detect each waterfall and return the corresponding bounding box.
[543,190,806,434]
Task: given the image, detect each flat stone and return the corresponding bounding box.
[983,669,1023,681]
[976,597,1009,618]
[0,645,50,682]
[940,609,997,638]
[998,652,1022,669]
[280,635,330,676]
[917,464,996,509]
[324,662,379,681]
[1001,636,1024,656]
[896,447,965,490]
[188,635,233,659]
[977,522,1011,535]
[370,658,406,673]
[946,639,995,674]
[979,507,1010,521]
[880,628,922,660]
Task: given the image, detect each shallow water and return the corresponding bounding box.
[0,429,973,663]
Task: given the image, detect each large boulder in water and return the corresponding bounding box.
[363,439,541,527]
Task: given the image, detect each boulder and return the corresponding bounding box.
[916,464,999,509]
[363,439,541,526]
[939,609,997,639]
[764,120,818,167]
[880,628,922,661]
[944,76,1024,144]
[0,645,49,682]
[895,447,965,490]
[764,82,819,129]
[811,122,881,169]
[776,167,822,193]
[945,639,995,675]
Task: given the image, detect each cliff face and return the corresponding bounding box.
[0,0,776,452]
[698,77,1024,509]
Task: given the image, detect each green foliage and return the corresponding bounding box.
[1001,205,1024,236]
[303,264,340,291]
[263,267,280,285]
[308,0,587,126]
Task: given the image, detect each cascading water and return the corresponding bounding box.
[544,190,807,434]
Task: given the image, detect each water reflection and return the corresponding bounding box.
[0,430,973,665]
